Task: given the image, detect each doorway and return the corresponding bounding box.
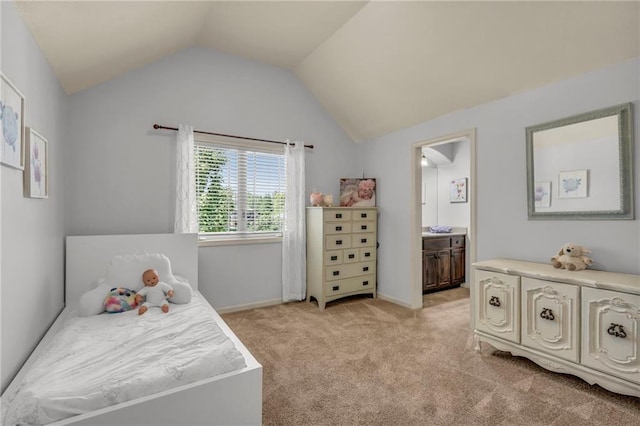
[410,129,477,309]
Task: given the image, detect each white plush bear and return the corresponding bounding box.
[551,243,593,271]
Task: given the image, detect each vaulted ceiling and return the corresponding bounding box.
[14,1,640,142]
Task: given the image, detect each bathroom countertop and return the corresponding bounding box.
[421,227,467,238]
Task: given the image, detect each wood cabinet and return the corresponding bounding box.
[422,235,465,293]
[473,259,640,397]
[306,207,377,310]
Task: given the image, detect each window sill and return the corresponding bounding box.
[198,235,282,247]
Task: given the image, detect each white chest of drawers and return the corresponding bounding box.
[473,259,640,397]
[306,207,377,310]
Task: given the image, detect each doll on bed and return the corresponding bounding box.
[136,268,174,315]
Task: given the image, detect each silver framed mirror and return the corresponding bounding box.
[526,103,634,220]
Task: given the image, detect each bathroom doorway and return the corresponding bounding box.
[410,129,477,309]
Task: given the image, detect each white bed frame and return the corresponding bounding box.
[3,233,262,425]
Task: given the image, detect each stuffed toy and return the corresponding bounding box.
[104,287,138,313]
[136,268,174,315]
[551,243,593,271]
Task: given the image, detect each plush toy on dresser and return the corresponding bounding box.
[551,242,593,271]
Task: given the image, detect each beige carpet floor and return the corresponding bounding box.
[222,288,640,425]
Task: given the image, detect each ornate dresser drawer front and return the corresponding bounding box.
[582,287,640,384]
[325,261,376,282]
[325,275,375,296]
[324,222,352,235]
[324,251,343,265]
[325,235,352,250]
[521,278,579,363]
[351,233,375,248]
[475,269,520,344]
[323,210,352,222]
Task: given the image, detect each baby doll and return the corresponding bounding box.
[136,268,174,315]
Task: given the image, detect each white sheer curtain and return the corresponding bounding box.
[282,141,306,301]
[174,124,198,234]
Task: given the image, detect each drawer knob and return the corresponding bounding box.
[361,238,367,243]
[361,213,367,218]
[363,266,369,272]
[362,281,369,286]
[361,225,367,230]
[332,285,340,291]
[348,254,355,259]
[607,323,627,338]
[336,226,342,231]
[332,271,340,276]
[336,214,342,218]
[336,240,343,245]
[489,296,501,307]
[364,252,371,257]
[330,255,338,261]
[540,308,555,321]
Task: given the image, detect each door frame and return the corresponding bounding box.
[410,128,477,308]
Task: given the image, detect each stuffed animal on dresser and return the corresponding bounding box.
[551,242,593,271]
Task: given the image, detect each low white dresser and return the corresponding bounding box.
[473,258,640,397]
[306,207,377,310]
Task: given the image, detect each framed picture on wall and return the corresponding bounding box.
[340,178,376,207]
[558,170,588,199]
[1,73,26,169]
[24,128,48,198]
[534,181,551,208]
[449,177,467,203]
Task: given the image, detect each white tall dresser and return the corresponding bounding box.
[306,207,377,310]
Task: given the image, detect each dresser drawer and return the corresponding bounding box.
[324,222,352,235]
[325,275,375,296]
[582,287,640,384]
[474,269,520,344]
[323,210,351,222]
[324,251,343,265]
[351,233,375,248]
[325,235,351,250]
[521,277,579,363]
[360,248,376,262]
[352,220,375,233]
[325,261,375,282]
[352,209,375,221]
[343,249,359,264]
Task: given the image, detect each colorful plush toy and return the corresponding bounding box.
[104,287,138,313]
[551,243,593,271]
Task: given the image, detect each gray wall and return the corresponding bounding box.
[1,1,68,392]
[66,46,357,310]
[357,57,640,305]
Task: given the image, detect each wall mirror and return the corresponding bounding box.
[526,103,634,220]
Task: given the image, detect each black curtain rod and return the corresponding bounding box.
[152,124,314,149]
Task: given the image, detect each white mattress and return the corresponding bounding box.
[2,292,247,426]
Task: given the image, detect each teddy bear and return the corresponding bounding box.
[551,243,593,271]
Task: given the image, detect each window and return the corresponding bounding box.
[195,136,286,241]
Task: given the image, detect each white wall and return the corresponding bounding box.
[357,58,640,306]
[65,46,358,310]
[434,141,470,229]
[1,1,68,392]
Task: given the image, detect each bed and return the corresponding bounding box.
[1,233,262,425]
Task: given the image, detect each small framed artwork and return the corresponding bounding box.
[1,73,26,169]
[534,181,551,208]
[24,128,48,198]
[340,178,376,207]
[558,170,587,199]
[449,177,467,203]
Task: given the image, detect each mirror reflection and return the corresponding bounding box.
[526,103,634,220]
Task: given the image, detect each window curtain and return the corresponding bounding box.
[282,141,306,301]
[175,124,198,234]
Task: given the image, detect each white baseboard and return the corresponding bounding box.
[376,292,415,309]
[216,298,282,314]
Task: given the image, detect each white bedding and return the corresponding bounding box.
[2,292,247,426]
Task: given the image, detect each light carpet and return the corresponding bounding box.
[222,289,640,425]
